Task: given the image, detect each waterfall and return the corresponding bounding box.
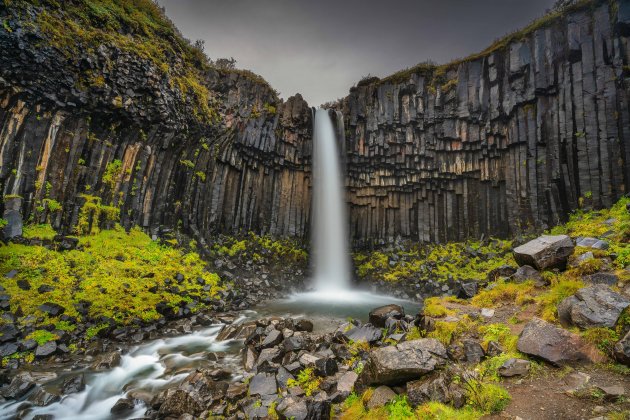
[311,108,351,291]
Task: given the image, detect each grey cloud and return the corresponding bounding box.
[159,0,556,105]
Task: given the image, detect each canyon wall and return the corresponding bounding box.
[342,0,630,245]
[0,2,312,243]
[3,0,630,247]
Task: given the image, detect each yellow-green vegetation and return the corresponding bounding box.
[22,223,58,241]
[582,327,621,358]
[423,296,457,318]
[535,276,584,322]
[354,239,515,284]
[76,194,120,235]
[0,224,221,325]
[339,390,485,420]
[4,0,275,123]
[286,367,321,397]
[26,329,59,345]
[426,315,477,346]
[212,232,307,264]
[463,381,511,414]
[470,280,535,308]
[478,323,518,353]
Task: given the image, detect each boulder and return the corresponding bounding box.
[576,237,609,250]
[368,305,405,328]
[0,342,18,357]
[366,385,397,409]
[157,389,203,417]
[261,329,283,348]
[498,358,531,377]
[406,373,455,406]
[487,265,517,282]
[1,374,35,399]
[38,302,65,317]
[110,397,135,415]
[462,339,485,364]
[513,235,574,270]
[614,330,630,366]
[28,386,60,406]
[361,339,447,385]
[343,324,383,343]
[314,357,338,377]
[457,282,477,299]
[35,341,57,358]
[91,351,121,370]
[517,318,603,365]
[557,285,630,329]
[277,396,308,420]
[336,371,358,395]
[248,372,277,397]
[61,374,85,394]
[510,265,544,285]
[584,273,619,286]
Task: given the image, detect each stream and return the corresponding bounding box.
[0,294,420,420]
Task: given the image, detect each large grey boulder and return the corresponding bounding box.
[360,339,447,385]
[343,324,383,343]
[248,373,277,397]
[517,318,603,366]
[557,285,630,329]
[513,235,574,270]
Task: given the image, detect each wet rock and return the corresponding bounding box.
[226,383,247,401]
[257,347,283,367]
[91,351,121,370]
[361,339,447,385]
[0,324,18,342]
[261,329,283,348]
[368,304,405,328]
[60,374,85,394]
[1,374,35,399]
[35,341,57,358]
[179,370,228,404]
[217,322,257,341]
[498,358,531,377]
[28,386,60,406]
[462,339,485,364]
[510,265,544,285]
[614,330,630,366]
[248,372,277,397]
[366,385,397,409]
[157,389,203,417]
[343,324,383,343]
[243,347,257,371]
[513,235,574,270]
[336,371,358,395]
[111,397,135,415]
[517,318,603,365]
[557,285,630,329]
[296,319,314,332]
[38,302,65,317]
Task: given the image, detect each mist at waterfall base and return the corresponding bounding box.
[270,109,419,316]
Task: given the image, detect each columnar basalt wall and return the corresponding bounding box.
[342,0,630,245]
[0,6,312,242]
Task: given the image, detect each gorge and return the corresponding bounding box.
[1,0,630,419]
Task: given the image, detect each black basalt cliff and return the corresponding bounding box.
[3,0,630,246]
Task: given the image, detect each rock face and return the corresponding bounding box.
[360,339,447,385]
[2,2,630,245]
[557,285,630,328]
[513,235,575,270]
[517,318,602,365]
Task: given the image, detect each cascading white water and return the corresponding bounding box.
[311,108,351,291]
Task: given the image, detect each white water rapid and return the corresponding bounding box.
[311,108,351,293]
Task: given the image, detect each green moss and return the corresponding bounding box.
[0,224,222,327]
[478,323,518,353]
[26,330,59,346]
[416,402,482,420]
[465,382,511,414]
[470,280,535,308]
[582,327,619,357]
[22,224,58,240]
[427,315,477,346]
[535,277,584,322]
[287,367,321,396]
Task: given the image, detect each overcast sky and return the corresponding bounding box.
[159,0,556,106]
